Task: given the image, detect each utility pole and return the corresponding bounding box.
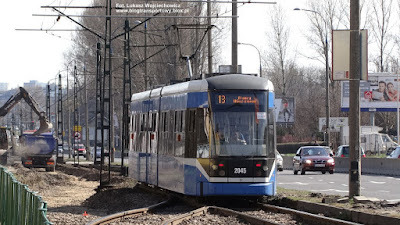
[73,65,79,165]
[121,19,132,175]
[100,0,113,187]
[46,85,51,120]
[144,21,148,89]
[84,66,90,160]
[95,42,102,165]
[232,0,238,72]
[207,0,212,74]
[349,0,361,198]
[57,74,64,164]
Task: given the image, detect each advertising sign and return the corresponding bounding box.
[319,117,348,132]
[275,97,295,123]
[332,29,368,81]
[341,73,400,111]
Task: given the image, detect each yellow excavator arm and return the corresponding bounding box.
[0,87,52,135]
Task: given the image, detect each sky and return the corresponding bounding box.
[228,0,311,75]
[0,0,310,90]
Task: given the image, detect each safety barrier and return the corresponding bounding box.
[0,166,52,225]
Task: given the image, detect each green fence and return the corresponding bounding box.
[0,166,52,225]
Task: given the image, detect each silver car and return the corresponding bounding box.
[387,146,400,159]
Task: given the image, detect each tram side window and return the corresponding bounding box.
[188,110,195,132]
[167,111,175,156]
[266,111,276,158]
[184,109,196,158]
[130,115,134,132]
[174,111,185,133]
[180,111,184,132]
[132,114,139,152]
[162,112,167,132]
[149,113,157,132]
[196,108,209,158]
[197,109,208,145]
[140,113,146,131]
[174,111,180,132]
[152,113,157,132]
[131,114,136,132]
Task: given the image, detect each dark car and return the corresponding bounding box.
[335,145,366,158]
[293,146,335,175]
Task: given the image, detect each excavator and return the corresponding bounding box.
[0,87,53,168]
[0,87,52,134]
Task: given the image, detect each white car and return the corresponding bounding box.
[387,146,400,159]
[276,151,283,171]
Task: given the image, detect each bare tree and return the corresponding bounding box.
[265,5,292,96]
[370,0,394,72]
[338,0,370,29]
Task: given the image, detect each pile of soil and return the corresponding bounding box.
[5,163,165,225]
[5,163,400,224]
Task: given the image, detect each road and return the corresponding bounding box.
[276,170,400,202]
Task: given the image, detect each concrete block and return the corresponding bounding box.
[353,196,380,204]
[337,197,349,203]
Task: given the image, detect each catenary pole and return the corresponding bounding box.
[232,0,238,72]
[349,0,361,198]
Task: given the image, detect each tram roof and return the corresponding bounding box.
[131,74,273,102]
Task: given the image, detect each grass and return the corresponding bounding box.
[276,187,325,203]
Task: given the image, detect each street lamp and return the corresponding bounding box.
[238,42,262,78]
[294,8,330,146]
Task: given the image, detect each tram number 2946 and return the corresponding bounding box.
[234,168,247,174]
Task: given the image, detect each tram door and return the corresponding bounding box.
[138,113,148,182]
[147,112,158,185]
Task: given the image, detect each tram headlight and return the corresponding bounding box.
[218,170,226,176]
[212,164,218,170]
[262,165,268,171]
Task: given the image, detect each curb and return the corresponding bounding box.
[279,198,400,225]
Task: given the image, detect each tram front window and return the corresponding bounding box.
[210,91,275,157]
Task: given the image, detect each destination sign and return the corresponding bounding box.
[217,95,258,104]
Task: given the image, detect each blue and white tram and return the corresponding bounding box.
[128,74,277,196]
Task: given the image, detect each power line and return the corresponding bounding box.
[33,14,237,19]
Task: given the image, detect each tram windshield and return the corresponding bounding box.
[209,91,275,157]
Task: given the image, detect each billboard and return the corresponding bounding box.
[275,97,295,123]
[341,73,400,111]
[332,29,368,81]
[319,117,348,132]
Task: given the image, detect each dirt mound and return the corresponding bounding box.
[56,164,101,181]
[83,187,165,214]
[7,164,74,191]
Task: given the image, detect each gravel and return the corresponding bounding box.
[7,163,399,224]
[242,209,298,224]
[6,163,166,225]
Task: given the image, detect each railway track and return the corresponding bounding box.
[86,200,170,225]
[86,195,361,225]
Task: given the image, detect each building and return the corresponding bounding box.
[0,83,8,92]
[23,80,46,89]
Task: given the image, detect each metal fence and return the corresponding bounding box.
[0,166,52,225]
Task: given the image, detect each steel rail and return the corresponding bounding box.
[257,203,362,225]
[86,200,170,225]
[163,206,281,225]
[162,206,209,225]
[163,204,362,225]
